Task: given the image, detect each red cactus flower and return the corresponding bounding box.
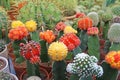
[87,27,99,35]
[59,33,80,51]
[55,22,66,31]
[75,12,86,18]
[39,30,56,43]
[78,17,93,30]
[8,26,28,40]
[20,41,41,64]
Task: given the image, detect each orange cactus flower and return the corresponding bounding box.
[105,51,120,70]
[8,26,28,40]
[87,27,99,35]
[78,17,93,30]
[39,30,56,43]
[59,33,80,51]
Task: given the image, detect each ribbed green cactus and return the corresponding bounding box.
[0,7,8,40]
[87,12,99,26]
[53,61,66,80]
[102,12,113,22]
[111,5,120,16]
[88,35,100,60]
[108,23,120,43]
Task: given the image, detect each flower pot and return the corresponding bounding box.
[20,67,49,80]
[0,45,8,59]
[0,56,9,73]
[9,73,19,80]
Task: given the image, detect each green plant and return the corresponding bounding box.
[111,5,120,16]
[0,42,5,52]
[87,12,99,26]
[0,72,14,80]
[0,0,10,10]
[0,7,9,43]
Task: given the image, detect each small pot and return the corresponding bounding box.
[0,56,9,72]
[10,73,19,80]
[0,45,8,59]
[20,67,49,80]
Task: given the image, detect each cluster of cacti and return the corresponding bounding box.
[111,5,120,16]
[0,42,5,52]
[87,12,99,26]
[66,53,103,79]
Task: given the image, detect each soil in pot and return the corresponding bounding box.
[0,59,6,70]
[20,68,49,80]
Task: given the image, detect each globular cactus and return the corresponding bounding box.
[87,27,100,60]
[111,16,120,24]
[75,5,86,13]
[66,53,103,80]
[64,26,77,34]
[87,12,99,26]
[48,41,68,80]
[78,17,93,30]
[111,5,120,16]
[108,23,120,43]
[102,12,113,22]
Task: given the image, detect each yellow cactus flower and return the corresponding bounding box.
[11,20,25,28]
[105,51,120,70]
[25,20,37,32]
[48,41,68,61]
[64,26,77,34]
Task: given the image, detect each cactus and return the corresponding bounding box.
[48,41,68,80]
[108,23,120,43]
[0,7,8,42]
[0,0,10,10]
[87,12,99,26]
[111,5,120,16]
[87,27,100,60]
[111,16,120,24]
[66,53,103,80]
[102,12,113,22]
[0,42,5,52]
[0,72,14,80]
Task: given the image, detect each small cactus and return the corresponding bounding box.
[66,53,103,79]
[0,72,14,80]
[111,5,120,16]
[87,12,99,26]
[78,17,93,30]
[111,16,120,24]
[102,12,113,22]
[108,23,120,43]
[0,42,5,52]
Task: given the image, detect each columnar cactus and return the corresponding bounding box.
[87,27,100,60]
[48,41,68,80]
[87,12,99,26]
[111,5,120,16]
[66,53,103,79]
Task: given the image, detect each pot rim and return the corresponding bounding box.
[0,56,8,72]
[0,45,7,55]
[10,73,19,80]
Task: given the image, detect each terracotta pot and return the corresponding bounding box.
[0,45,8,59]
[20,67,49,80]
[40,63,52,73]
[0,56,9,72]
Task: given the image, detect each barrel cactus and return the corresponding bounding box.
[111,16,120,24]
[102,12,113,22]
[87,12,99,26]
[108,23,120,43]
[111,5,120,16]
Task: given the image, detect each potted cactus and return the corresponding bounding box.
[0,71,18,80]
[0,56,9,73]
